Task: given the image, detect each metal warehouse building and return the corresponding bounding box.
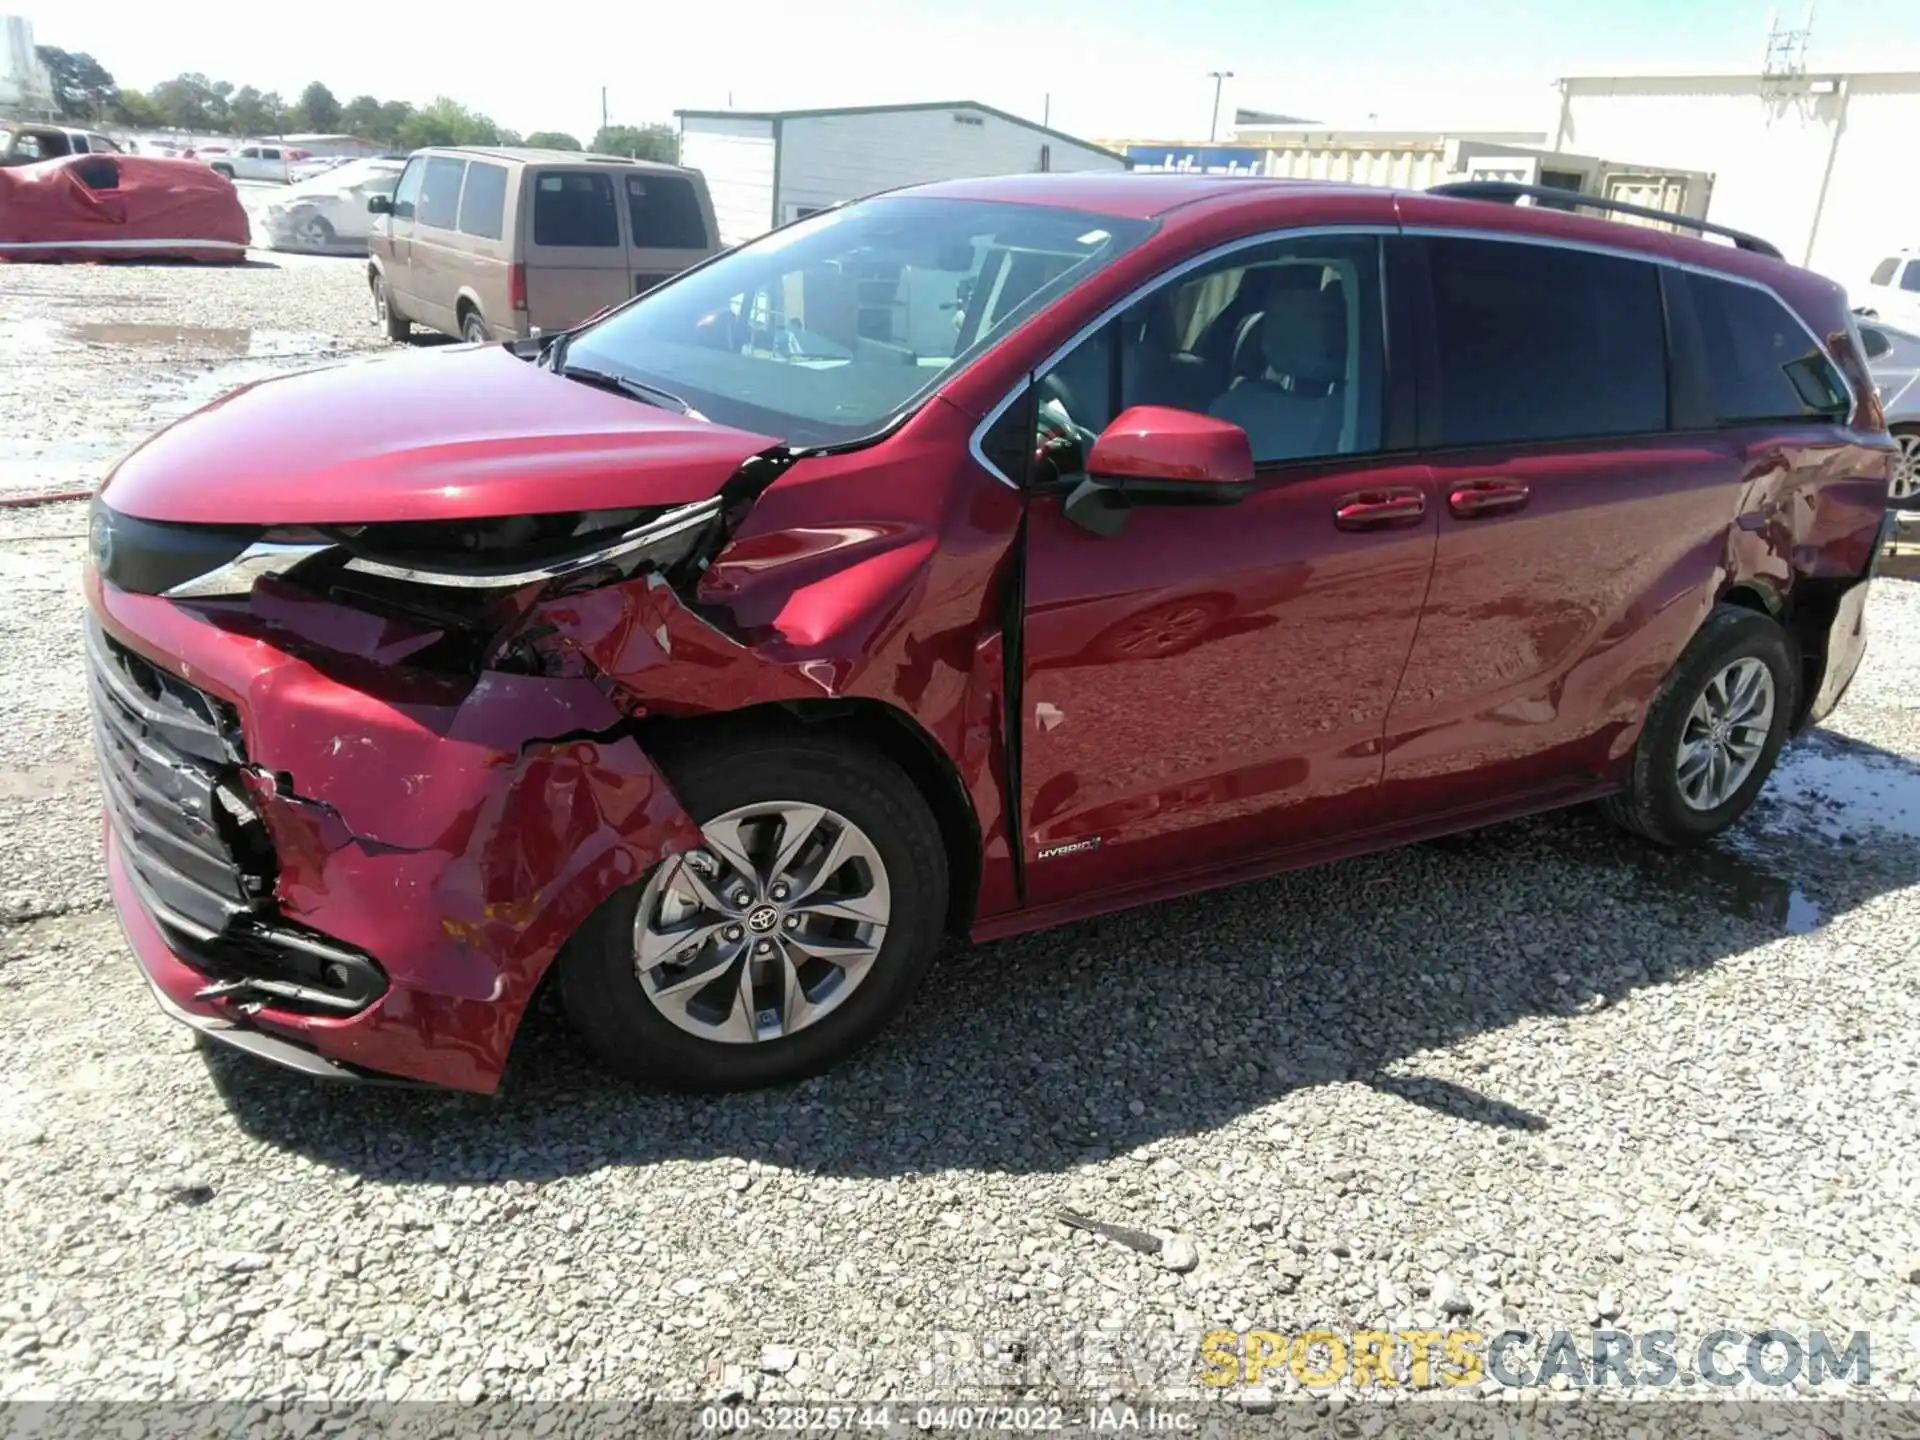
[676,101,1128,247]
[1553,68,1920,288]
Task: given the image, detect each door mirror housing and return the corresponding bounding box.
[1065,406,1254,536]
[366,193,393,215]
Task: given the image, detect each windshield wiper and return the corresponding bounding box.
[556,363,701,418]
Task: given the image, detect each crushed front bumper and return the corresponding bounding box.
[88,573,702,1092]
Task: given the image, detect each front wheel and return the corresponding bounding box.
[370,273,410,342]
[294,214,335,249]
[559,732,948,1090]
[1600,604,1798,847]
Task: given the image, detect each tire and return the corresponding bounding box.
[460,307,490,345]
[558,731,948,1090]
[1890,425,1920,512]
[294,214,335,250]
[1600,604,1799,847]
[211,163,234,180]
[371,273,410,342]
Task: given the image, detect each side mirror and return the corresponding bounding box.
[1065,406,1254,536]
[366,193,393,215]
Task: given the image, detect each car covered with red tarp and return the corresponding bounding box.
[0,154,249,263]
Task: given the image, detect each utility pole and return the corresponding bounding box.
[601,86,609,133]
[1043,92,1051,128]
[1208,70,1234,142]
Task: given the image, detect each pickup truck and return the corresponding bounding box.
[207,143,310,183]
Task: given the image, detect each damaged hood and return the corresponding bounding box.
[100,344,784,526]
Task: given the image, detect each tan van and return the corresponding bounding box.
[366,147,720,344]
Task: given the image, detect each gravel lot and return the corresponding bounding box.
[1,256,1917,1420]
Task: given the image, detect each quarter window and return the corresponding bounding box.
[1692,274,1850,425]
[1861,324,1893,362]
[626,173,708,249]
[417,157,467,231]
[534,171,619,248]
[1426,237,1668,447]
[456,160,508,240]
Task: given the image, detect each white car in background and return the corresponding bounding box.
[1859,251,1920,332]
[1860,316,1920,509]
[258,156,406,253]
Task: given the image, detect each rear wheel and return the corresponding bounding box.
[1890,425,1920,511]
[460,306,490,345]
[211,163,234,180]
[1600,604,1798,847]
[370,273,410,342]
[559,732,948,1090]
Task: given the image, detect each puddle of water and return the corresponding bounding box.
[1627,839,1826,935]
[1751,737,1920,843]
[0,317,336,361]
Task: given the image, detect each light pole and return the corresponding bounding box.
[1208,70,1234,142]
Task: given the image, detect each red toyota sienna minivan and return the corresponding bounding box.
[87,174,1894,1092]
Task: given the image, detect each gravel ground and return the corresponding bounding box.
[1,260,1917,1423]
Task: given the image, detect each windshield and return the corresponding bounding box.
[560,196,1154,446]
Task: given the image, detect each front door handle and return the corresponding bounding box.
[1448,479,1531,518]
[1334,487,1427,531]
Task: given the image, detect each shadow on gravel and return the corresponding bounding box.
[204,729,1920,1182]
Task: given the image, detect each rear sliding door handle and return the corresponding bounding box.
[1333,487,1427,530]
[1448,479,1531,518]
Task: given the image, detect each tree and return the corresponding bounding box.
[525,131,581,150]
[149,73,219,130]
[114,89,164,128]
[375,101,416,146]
[591,123,676,162]
[294,81,341,133]
[341,94,382,138]
[229,86,273,136]
[396,96,501,150]
[35,47,118,120]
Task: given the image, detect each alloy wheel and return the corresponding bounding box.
[1676,656,1775,811]
[632,801,890,1043]
[1892,433,1920,502]
[296,216,330,248]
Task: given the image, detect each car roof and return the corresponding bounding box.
[894,172,1807,282]
[422,145,694,173]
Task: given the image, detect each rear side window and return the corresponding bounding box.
[417,157,467,231]
[626,173,708,249]
[73,157,119,190]
[1902,263,1920,294]
[534,171,619,247]
[1861,324,1893,361]
[1872,257,1899,286]
[1692,274,1850,425]
[457,161,508,240]
[1426,237,1668,447]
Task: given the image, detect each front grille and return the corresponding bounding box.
[87,621,387,1015]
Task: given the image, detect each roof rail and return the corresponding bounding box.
[1426,181,1784,261]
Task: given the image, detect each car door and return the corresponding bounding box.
[523,168,630,330]
[1377,225,1747,815]
[377,157,426,303]
[623,169,716,297]
[1006,230,1439,908]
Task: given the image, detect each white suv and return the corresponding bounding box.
[208,144,305,184]
[1859,251,1920,329]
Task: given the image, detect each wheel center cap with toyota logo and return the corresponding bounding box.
[747,905,780,933]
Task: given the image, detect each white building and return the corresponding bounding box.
[1,14,54,114]
[676,101,1128,247]
[1553,68,1920,288]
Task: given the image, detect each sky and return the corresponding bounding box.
[19,0,1920,145]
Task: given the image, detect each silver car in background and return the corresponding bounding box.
[259,157,406,254]
[1861,317,1920,510]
